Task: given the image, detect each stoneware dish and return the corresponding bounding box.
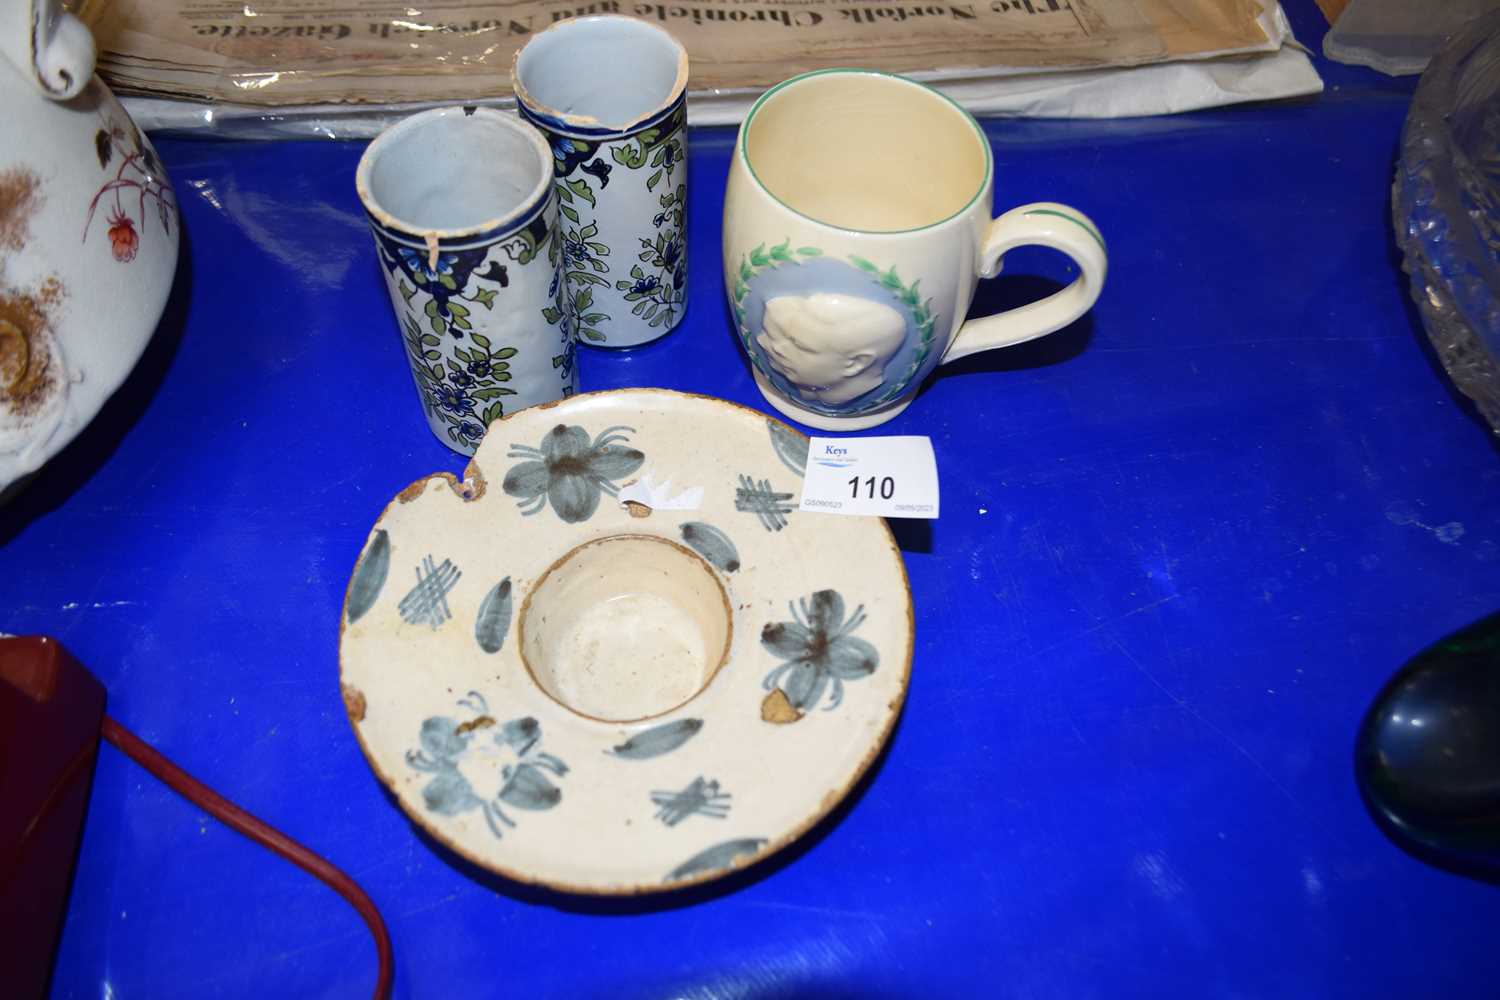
[723,68,1107,431]
[0,0,178,496]
[339,388,912,893]
[355,107,576,456]
[513,16,689,349]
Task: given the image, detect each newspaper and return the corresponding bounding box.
[70,0,1322,130]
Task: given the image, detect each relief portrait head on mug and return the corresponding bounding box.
[756,293,906,406]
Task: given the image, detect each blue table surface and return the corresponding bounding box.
[10,3,1500,997]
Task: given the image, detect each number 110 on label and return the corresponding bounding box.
[799,436,940,519]
[849,475,896,500]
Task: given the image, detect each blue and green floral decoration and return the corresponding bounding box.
[520,98,688,344]
[372,199,574,448]
[502,423,645,523]
[405,691,568,839]
[761,589,879,715]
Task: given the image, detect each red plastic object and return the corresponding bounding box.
[0,636,105,1000]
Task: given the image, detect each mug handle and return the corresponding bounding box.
[942,202,1107,364]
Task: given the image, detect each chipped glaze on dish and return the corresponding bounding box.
[338,389,912,894]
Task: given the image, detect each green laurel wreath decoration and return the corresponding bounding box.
[847,256,938,406]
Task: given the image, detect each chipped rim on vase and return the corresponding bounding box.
[511,15,689,140]
[355,106,554,248]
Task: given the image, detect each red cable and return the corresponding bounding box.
[100,714,393,999]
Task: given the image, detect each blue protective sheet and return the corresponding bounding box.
[10,3,1500,996]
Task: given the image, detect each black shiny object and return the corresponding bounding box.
[1356,613,1500,877]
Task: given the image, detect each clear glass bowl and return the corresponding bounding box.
[1393,10,1500,433]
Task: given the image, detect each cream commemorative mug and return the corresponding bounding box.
[723,69,1108,430]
